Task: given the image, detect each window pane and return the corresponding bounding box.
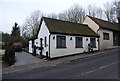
[103,33,109,40]
[57,36,66,48]
[90,38,96,48]
[57,37,61,47]
[75,37,83,48]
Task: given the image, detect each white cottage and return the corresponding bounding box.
[83,15,120,50]
[29,17,99,58]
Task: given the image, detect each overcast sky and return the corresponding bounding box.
[0,0,116,34]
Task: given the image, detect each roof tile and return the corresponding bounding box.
[43,17,99,37]
[87,15,120,31]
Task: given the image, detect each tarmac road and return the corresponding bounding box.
[2,48,119,79]
[14,51,43,66]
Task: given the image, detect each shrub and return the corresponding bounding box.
[22,47,29,53]
[2,46,16,66]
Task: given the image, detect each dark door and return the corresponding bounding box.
[113,32,119,46]
[33,45,36,56]
[40,38,43,56]
[32,40,36,56]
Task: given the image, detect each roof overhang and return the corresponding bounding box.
[50,32,100,37]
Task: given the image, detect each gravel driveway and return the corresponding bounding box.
[14,52,43,66]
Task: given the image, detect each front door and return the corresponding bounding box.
[113,32,119,46]
[40,38,43,56]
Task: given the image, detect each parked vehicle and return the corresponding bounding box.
[12,42,22,52]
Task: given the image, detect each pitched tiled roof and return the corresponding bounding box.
[42,17,99,37]
[87,15,120,31]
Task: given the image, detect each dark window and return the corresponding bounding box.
[103,33,109,40]
[44,37,47,47]
[90,38,96,48]
[75,37,83,48]
[57,36,66,48]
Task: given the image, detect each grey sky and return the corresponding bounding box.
[0,0,116,34]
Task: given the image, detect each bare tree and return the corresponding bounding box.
[58,13,68,21]
[22,2,119,39]
[58,4,104,23]
[64,4,86,23]
[68,4,85,23]
[87,5,103,19]
[114,1,120,23]
[104,2,117,22]
[96,8,103,18]
[22,10,44,38]
[87,5,96,17]
[47,4,86,23]
[47,13,57,19]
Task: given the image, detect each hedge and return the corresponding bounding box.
[2,46,16,66]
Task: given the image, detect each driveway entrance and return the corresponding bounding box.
[14,52,43,66]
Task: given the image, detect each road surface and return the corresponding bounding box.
[14,52,43,66]
[2,48,119,79]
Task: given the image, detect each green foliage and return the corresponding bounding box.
[2,32,11,49]
[22,47,29,53]
[9,36,28,48]
[2,46,15,66]
[2,33,28,49]
[2,22,29,49]
[10,23,28,48]
[11,22,20,37]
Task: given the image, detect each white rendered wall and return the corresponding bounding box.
[29,40,33,53]
[98,28,113,50]
[34,20,50,55]
[50,34,99,58]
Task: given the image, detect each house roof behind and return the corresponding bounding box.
[29,36,36,40]
[42,17,99,37]
[87,15,120,31]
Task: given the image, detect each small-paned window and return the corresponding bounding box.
[90,38,96,48]
[75,37,83,48]
[57,36,66,48]
[103,32,109,40]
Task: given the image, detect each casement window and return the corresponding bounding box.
[44,37,47,47]
[90,38,96,48]
[57,36,66,48]
[103,32,109,40]
[75,37,83,48]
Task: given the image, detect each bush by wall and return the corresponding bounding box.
[2,46,16,66]
[22,47,29,53]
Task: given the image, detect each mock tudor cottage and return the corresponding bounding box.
[29,17,99,58]
[83,15,120,50]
